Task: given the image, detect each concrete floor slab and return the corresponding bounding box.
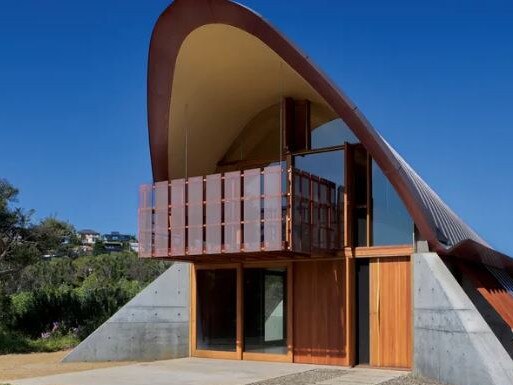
[10,358,405,385]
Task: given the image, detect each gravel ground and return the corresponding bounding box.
[247,369,347,385]
[247,371,446,385]
[380,374,446,385]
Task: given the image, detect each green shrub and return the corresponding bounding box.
[29,333,79,352]
[0,327,79,354]
[7,283,138,339]
[0,252,170,353]
[0,327,31,354]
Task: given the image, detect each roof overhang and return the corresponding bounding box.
[147,0,513,272]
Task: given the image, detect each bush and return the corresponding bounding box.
[16,252,168,294]
[0,327,79,354]
[0,252,170,353]
[29,333,79,352]
[7,280,146,339]
[0,327,31,354]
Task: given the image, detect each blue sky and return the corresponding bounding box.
[0,1,512,255]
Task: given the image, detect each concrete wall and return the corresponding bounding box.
[63,262,190,362]
[413,253,513,385]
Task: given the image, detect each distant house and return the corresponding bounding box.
[103,241,124,253]
[78,229,100,245]
[129,242,139,253]
[100,232,137,253]
[102,231,134,243]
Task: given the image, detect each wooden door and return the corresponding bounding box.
[293,260,346,365]
[369,257,412,368]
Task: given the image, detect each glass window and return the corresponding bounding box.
[311,119,358,149]
[353,147,368,247]
[294,150,344,248]
[196,269,237,351]
[221,104,280,167]
[244,268,287,354]
[355,207,368,247]
[371,160,413,245]
[294,150,344,187]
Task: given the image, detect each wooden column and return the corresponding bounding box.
[344,256,356,366]
[236,263,243,360]
[344,143,354,248]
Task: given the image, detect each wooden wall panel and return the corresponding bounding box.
[282,98,311,153]
[293,261,313,363]
[293,260,346,365]
[369,257,412,368]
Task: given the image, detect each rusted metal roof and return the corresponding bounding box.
[147,0,512,272]
[458,262,513,329]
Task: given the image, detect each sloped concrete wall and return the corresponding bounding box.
[413,253,513,385]
[63,262,190,362]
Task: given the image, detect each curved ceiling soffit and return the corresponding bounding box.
[147,0,512,271]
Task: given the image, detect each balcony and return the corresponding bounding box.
[138,165,342,262]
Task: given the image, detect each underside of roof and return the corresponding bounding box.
[147,0,513,272]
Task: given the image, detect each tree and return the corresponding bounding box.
[0,179,80,282]
[30,217,80,258]
[0,179,34,277]
[93,241,107,256]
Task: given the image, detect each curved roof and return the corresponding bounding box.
[147,0,512,271]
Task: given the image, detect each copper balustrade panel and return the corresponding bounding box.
[243,168,261,252]
[138,167,338,259]
[290,169,338,254]
[170,179,186,256]
[153,181,169,257]
[187,176,203,255]
[291,171,312,253]
[206,173,222,254]
[138,184,153,258]
[263,165,283,251]
[224,171,242,253]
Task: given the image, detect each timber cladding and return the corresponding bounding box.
[189,256,412,368]
[293,260,346,365]
[369,256,412,368]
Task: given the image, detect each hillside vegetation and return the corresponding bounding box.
[0,179,169,354]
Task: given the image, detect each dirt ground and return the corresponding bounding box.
[0,350,133,382]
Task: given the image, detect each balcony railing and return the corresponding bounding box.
[138,165,342,259]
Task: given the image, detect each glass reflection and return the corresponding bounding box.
[196,269,237,351]
[294,150,344,248]
[353,147,368,247]
[371,160,413,245]
[244,268,287,354]
[311,118,358,149]
[294,150,344,187]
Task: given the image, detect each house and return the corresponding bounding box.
[78,229,100,245]
[102,231,133,243]
[66,2,513,384]
[101,232,135,253]
[129,242,139,253]
[103,241,124,253]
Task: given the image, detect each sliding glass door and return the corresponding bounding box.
[193,264,291,360]
[243,268,287,354]
[196,269,237,352]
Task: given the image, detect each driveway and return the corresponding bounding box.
[10,358,405,385]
